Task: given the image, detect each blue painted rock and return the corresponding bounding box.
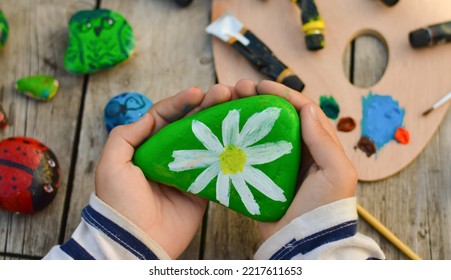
[64,9,135,74]
[16,75,59,101]
[133,95,301,221]
[0,137,60,214]
[0,10,8,49]
[104,92,153,133]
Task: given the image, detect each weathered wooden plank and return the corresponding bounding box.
[351,35,451,259]
[64,0,215,260]
[203,204,262,259]
[0,0,95,257]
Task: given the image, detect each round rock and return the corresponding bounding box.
[104,92,153,133]
[0,137,60,214]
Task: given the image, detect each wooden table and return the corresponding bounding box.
[0,0,450,260]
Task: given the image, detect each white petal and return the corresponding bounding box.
[235,107,281,148]
[169,150,219,171]
[187,162,220,194]
[242,166,286,202]
[216,172,230,207]
[244,141,293,165]
[192,120,223,152]
[230,173,260,215]
[222,109,240,146]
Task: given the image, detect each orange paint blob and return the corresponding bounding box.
[394,127,410,144]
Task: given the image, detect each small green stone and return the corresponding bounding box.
[16,75,59,101]
[0,10,9,49]
[133,95,301,221]
[64,9,135,74]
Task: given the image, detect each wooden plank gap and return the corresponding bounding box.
[198,203,210,260]
[57,75,90,245]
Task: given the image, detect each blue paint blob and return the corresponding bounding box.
[104,92,153,133]
[361,91,405,151]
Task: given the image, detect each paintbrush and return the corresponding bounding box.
[422,91,451,116]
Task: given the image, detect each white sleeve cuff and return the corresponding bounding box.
[44,193,171,260]
[254,197,385,260]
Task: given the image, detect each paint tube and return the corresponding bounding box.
[293,0,325,50]
[409,20,451,48]
[206,12,305,92]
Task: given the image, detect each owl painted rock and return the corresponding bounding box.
[64,9,135,74]
[0,10,8,49]
[0,137,60,214]
[104,92,153,133]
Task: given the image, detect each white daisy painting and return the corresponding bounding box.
[133,95,300,221]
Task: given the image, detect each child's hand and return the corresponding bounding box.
[94,80,258,259]
[255,80,357,240]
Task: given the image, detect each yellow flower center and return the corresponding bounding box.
[219,145,246,174]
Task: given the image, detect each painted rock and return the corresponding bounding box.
[133,95,301,221]
[0,137,60,214]
[0,105,8,129]
[0,10,8,49]
[104,92,153,133]
[16,75,59,101]
[64,9,135,74]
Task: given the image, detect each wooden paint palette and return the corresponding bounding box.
[210,0,451,181]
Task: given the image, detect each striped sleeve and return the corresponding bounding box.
[43,193,170,260]
[254,197,386,260]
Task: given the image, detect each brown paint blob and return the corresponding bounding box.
[356,136,376,157]
[337,117,356,132]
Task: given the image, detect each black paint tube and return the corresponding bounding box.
[206,13,305,92]
[409,20,451,48]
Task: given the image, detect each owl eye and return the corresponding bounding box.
[80,21,92,32]
[48,159,56,168]
[103,17,115,29]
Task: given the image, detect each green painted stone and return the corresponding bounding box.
[64,9,135,74]
[16,75,59,101]
[133,95,301,221]
[0,10,8,49]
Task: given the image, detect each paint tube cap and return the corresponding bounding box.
[173,0,193,7]
[381,0,399,7]
[281,75,305,92]
[305,34,324,51]
[409,28,431,48]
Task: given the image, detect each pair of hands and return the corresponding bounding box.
[95,79,357,259]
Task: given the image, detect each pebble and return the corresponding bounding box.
[133,95,301,221]
[104,92,153,133]
[64,9,135,74]
[0,10,8,49]
[16,75,59,101]
[0,137,60,214]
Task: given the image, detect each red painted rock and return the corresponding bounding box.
[0,137,60,214]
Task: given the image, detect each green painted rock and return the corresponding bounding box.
[64,9,135,74]
[0,10,8,49]
[16,75,59,101]
[133,95,301,221]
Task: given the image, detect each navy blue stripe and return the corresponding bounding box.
[60,238,95,260]
[270,220,358,260]
[82,205,159,260]
[0,158,33,175]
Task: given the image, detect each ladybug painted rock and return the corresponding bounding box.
[0,137,60,214]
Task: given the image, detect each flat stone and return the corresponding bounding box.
[0,137,60,214]
[104,92,153,133]
[133,95,301,221]
[64,9,135,74]
[16,75,59,101]
[0,10,8,49]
